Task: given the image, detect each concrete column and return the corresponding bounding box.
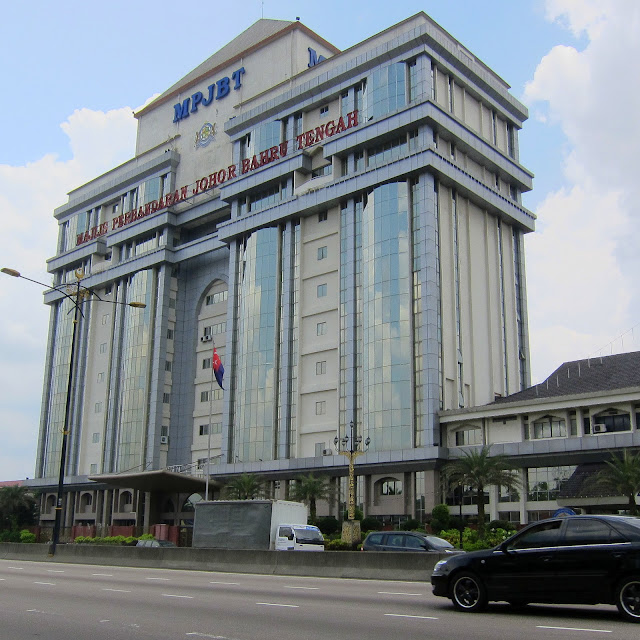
[143,491,151,533]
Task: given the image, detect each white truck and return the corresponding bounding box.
[192,499,324,551]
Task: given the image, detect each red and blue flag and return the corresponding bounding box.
[212,347,225,389]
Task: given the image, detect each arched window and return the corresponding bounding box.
[80,493,93,512]
[592,409,630,434]
[119,491,133,512]
[532,415,566,439]
[375,477,403,497]
[454,426,482,446]
[181,493,203,512]
[45,494,56,514]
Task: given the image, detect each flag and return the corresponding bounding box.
[212,346,225,389]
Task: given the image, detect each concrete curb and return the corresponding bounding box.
[0,543,442,581]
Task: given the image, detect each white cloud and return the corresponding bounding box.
[0,106,137,481]
[524,0,640,382]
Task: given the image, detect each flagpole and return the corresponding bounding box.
[206,340,214,501]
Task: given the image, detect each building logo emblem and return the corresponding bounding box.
[195,122,216,148]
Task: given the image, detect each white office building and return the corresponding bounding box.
[31,13,544,535]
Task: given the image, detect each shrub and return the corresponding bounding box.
[438,526,512,551]
[20,530,36,543]
[315,516,340,535]
[138,533,155,540]
[0,530,21,543]
[325,539,355,551]
[399,519,422,531]
[360,517,382,532]
[430,504,451,533]
[488,519,516,533]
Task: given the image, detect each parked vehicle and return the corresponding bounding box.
[136,539,176,548]
[362,530,462,553]
[430,515,640,623]
[274,524,324,551]
[193,499,320,550]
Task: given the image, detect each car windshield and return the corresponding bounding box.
[425,535,454,549]
[293,528,324,543]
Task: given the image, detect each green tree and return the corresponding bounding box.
[0,485,37,531]
[289,473,333,522]
[596,450,640,516]
[223,473,264,500]
[443,445,520,540]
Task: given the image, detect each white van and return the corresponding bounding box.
[275,524,325,551]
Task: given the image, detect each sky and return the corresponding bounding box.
[1,0,639,481]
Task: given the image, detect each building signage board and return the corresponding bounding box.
[76,110,359,246]
[173,67,246,123]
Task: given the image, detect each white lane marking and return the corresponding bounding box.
[100,620,110,623]
[536,627,611,634]
[102,588,131,593]
[0,578,5,581]
[384,613,438,620]
[186,634,234,639]
[92,573,113,576]
[209,581,239,585]
[33,582,56,586]
[7,567,23,570]
[163,594,194,599]
[284,585,319,590]
[146,577,171,581]
[378,591,422,596]
[47,570,65,573]
[256,602,299,608]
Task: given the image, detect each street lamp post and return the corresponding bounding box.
[334,420,370,547]
[2,267,146,556]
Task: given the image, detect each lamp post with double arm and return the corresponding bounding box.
[2,267,146,556]
[334,420,370,547]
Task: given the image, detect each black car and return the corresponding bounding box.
[430,515,640,622]
[362,530,462,553]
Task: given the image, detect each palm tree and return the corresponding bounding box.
[596,450,640,516]
[443,445,520,540]
[0,485,37,530]
[223,473,264,500]
[289,473,333,523]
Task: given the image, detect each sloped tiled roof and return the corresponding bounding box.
[557,462,618,499]
[493,351,640,406]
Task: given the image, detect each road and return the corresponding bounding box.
[0,558,636,639]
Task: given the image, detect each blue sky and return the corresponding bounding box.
[1,0,639,481]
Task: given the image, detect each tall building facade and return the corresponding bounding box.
[31,14,536,532]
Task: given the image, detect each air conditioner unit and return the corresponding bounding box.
[593,424,607,434]
[322,448,333,456]
[200,335,212,342]
[160,435,169,444]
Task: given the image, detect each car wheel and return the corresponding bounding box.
[450,571,487,612]
[616,577,640,623]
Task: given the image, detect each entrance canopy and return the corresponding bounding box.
[89,470,219,494]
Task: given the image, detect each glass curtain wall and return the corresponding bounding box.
[114,269,155,473]
[369,63,406,119]
[41,296,75,478]
[362,183,413,450]
[233,227,280,462]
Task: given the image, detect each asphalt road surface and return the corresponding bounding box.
[0,558,636,640]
